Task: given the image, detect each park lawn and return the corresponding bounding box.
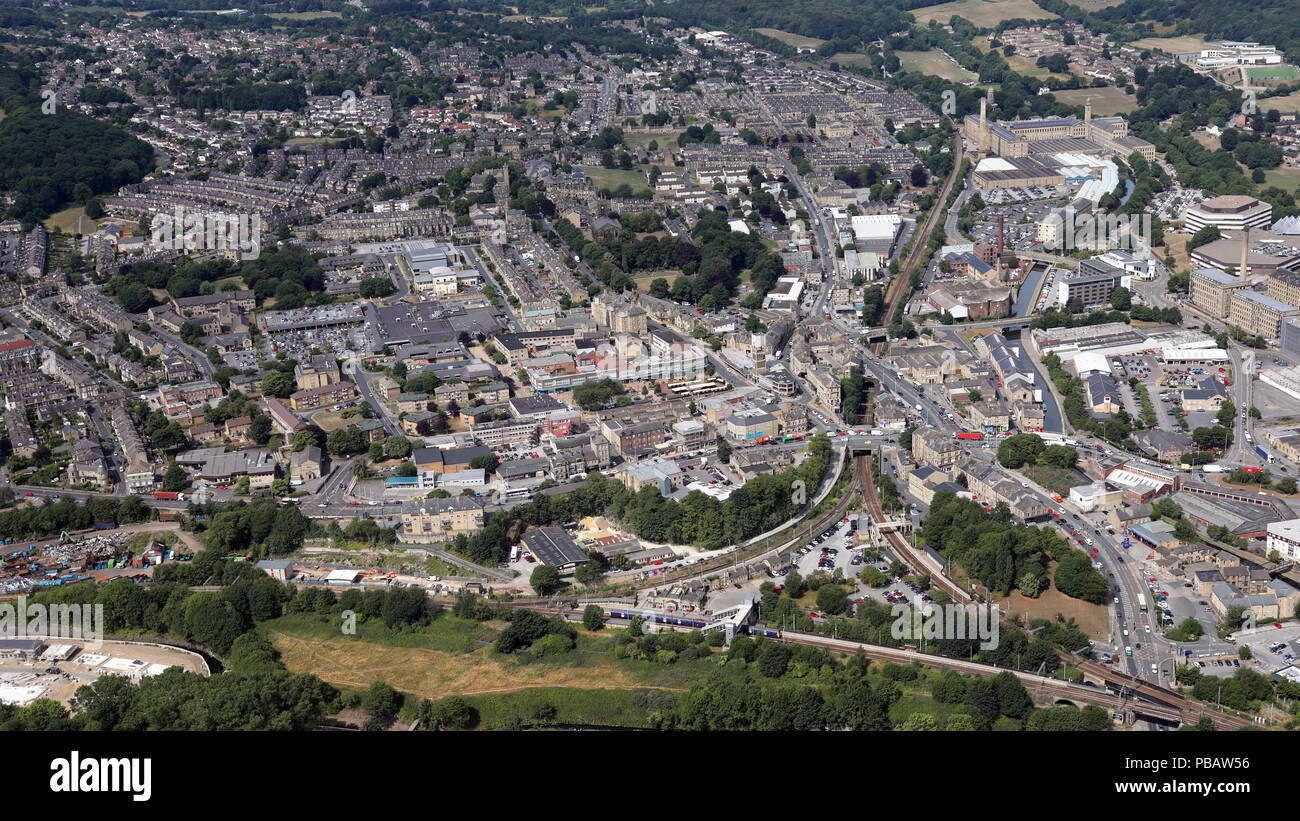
[1021,463,1088,496]
[999,573,1109,640]
[1052,86,1138,116]
[633,272,680,292]
[897,51,976,83]
[912,0,1057,28]
[582,166,652,195]
[755,28,826,50]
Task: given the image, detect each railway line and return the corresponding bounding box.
[855,452,971,603]
[871,118,964,358]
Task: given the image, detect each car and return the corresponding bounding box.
[318,503,328,508]
[350,501,358,505]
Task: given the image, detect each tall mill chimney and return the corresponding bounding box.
[979,97,988,156]
[1240,226,1250,279]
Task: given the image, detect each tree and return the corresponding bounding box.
[757,642,791,678]
[290,429,320,452]
[261,371,294,398]
[583,604,605,631]
[359,277,397,299]
[162,463,190,492]
[248,414,273,445]
[815,584,848,615]
[1176,618,1204,641]
[428,695,475,730]
[530,564,561,596]
[716,438,732,463]
[361,680,401,730]
[1109,286,1132,311]
[326,427,366,456]
[901,712,940,731]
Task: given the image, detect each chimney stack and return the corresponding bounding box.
[979,98,988,156]
[1240,226,1249,279]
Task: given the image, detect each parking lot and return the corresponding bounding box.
[1233,622,1300,675]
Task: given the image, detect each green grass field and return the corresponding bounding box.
[582,166,652,195]
[897,51,977,83]
[1262,166,1300,194]
[913,0,1057,27]
[1247,66,1300,82]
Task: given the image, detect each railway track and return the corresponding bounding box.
[871,119,964,357]
[856,453,971,603]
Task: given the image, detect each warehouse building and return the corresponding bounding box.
[520,526,589,573]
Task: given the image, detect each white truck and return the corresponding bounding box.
[1201,464,1225,473]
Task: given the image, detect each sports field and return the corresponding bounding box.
[897,51,977,83]
[1247,65,1300,83]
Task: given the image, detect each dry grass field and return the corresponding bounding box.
[1130,35,1213,55]
[912,0,1058,28]
[755,28,826,50]
[1052,86,1139,116]
[1001,580,1109,639]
